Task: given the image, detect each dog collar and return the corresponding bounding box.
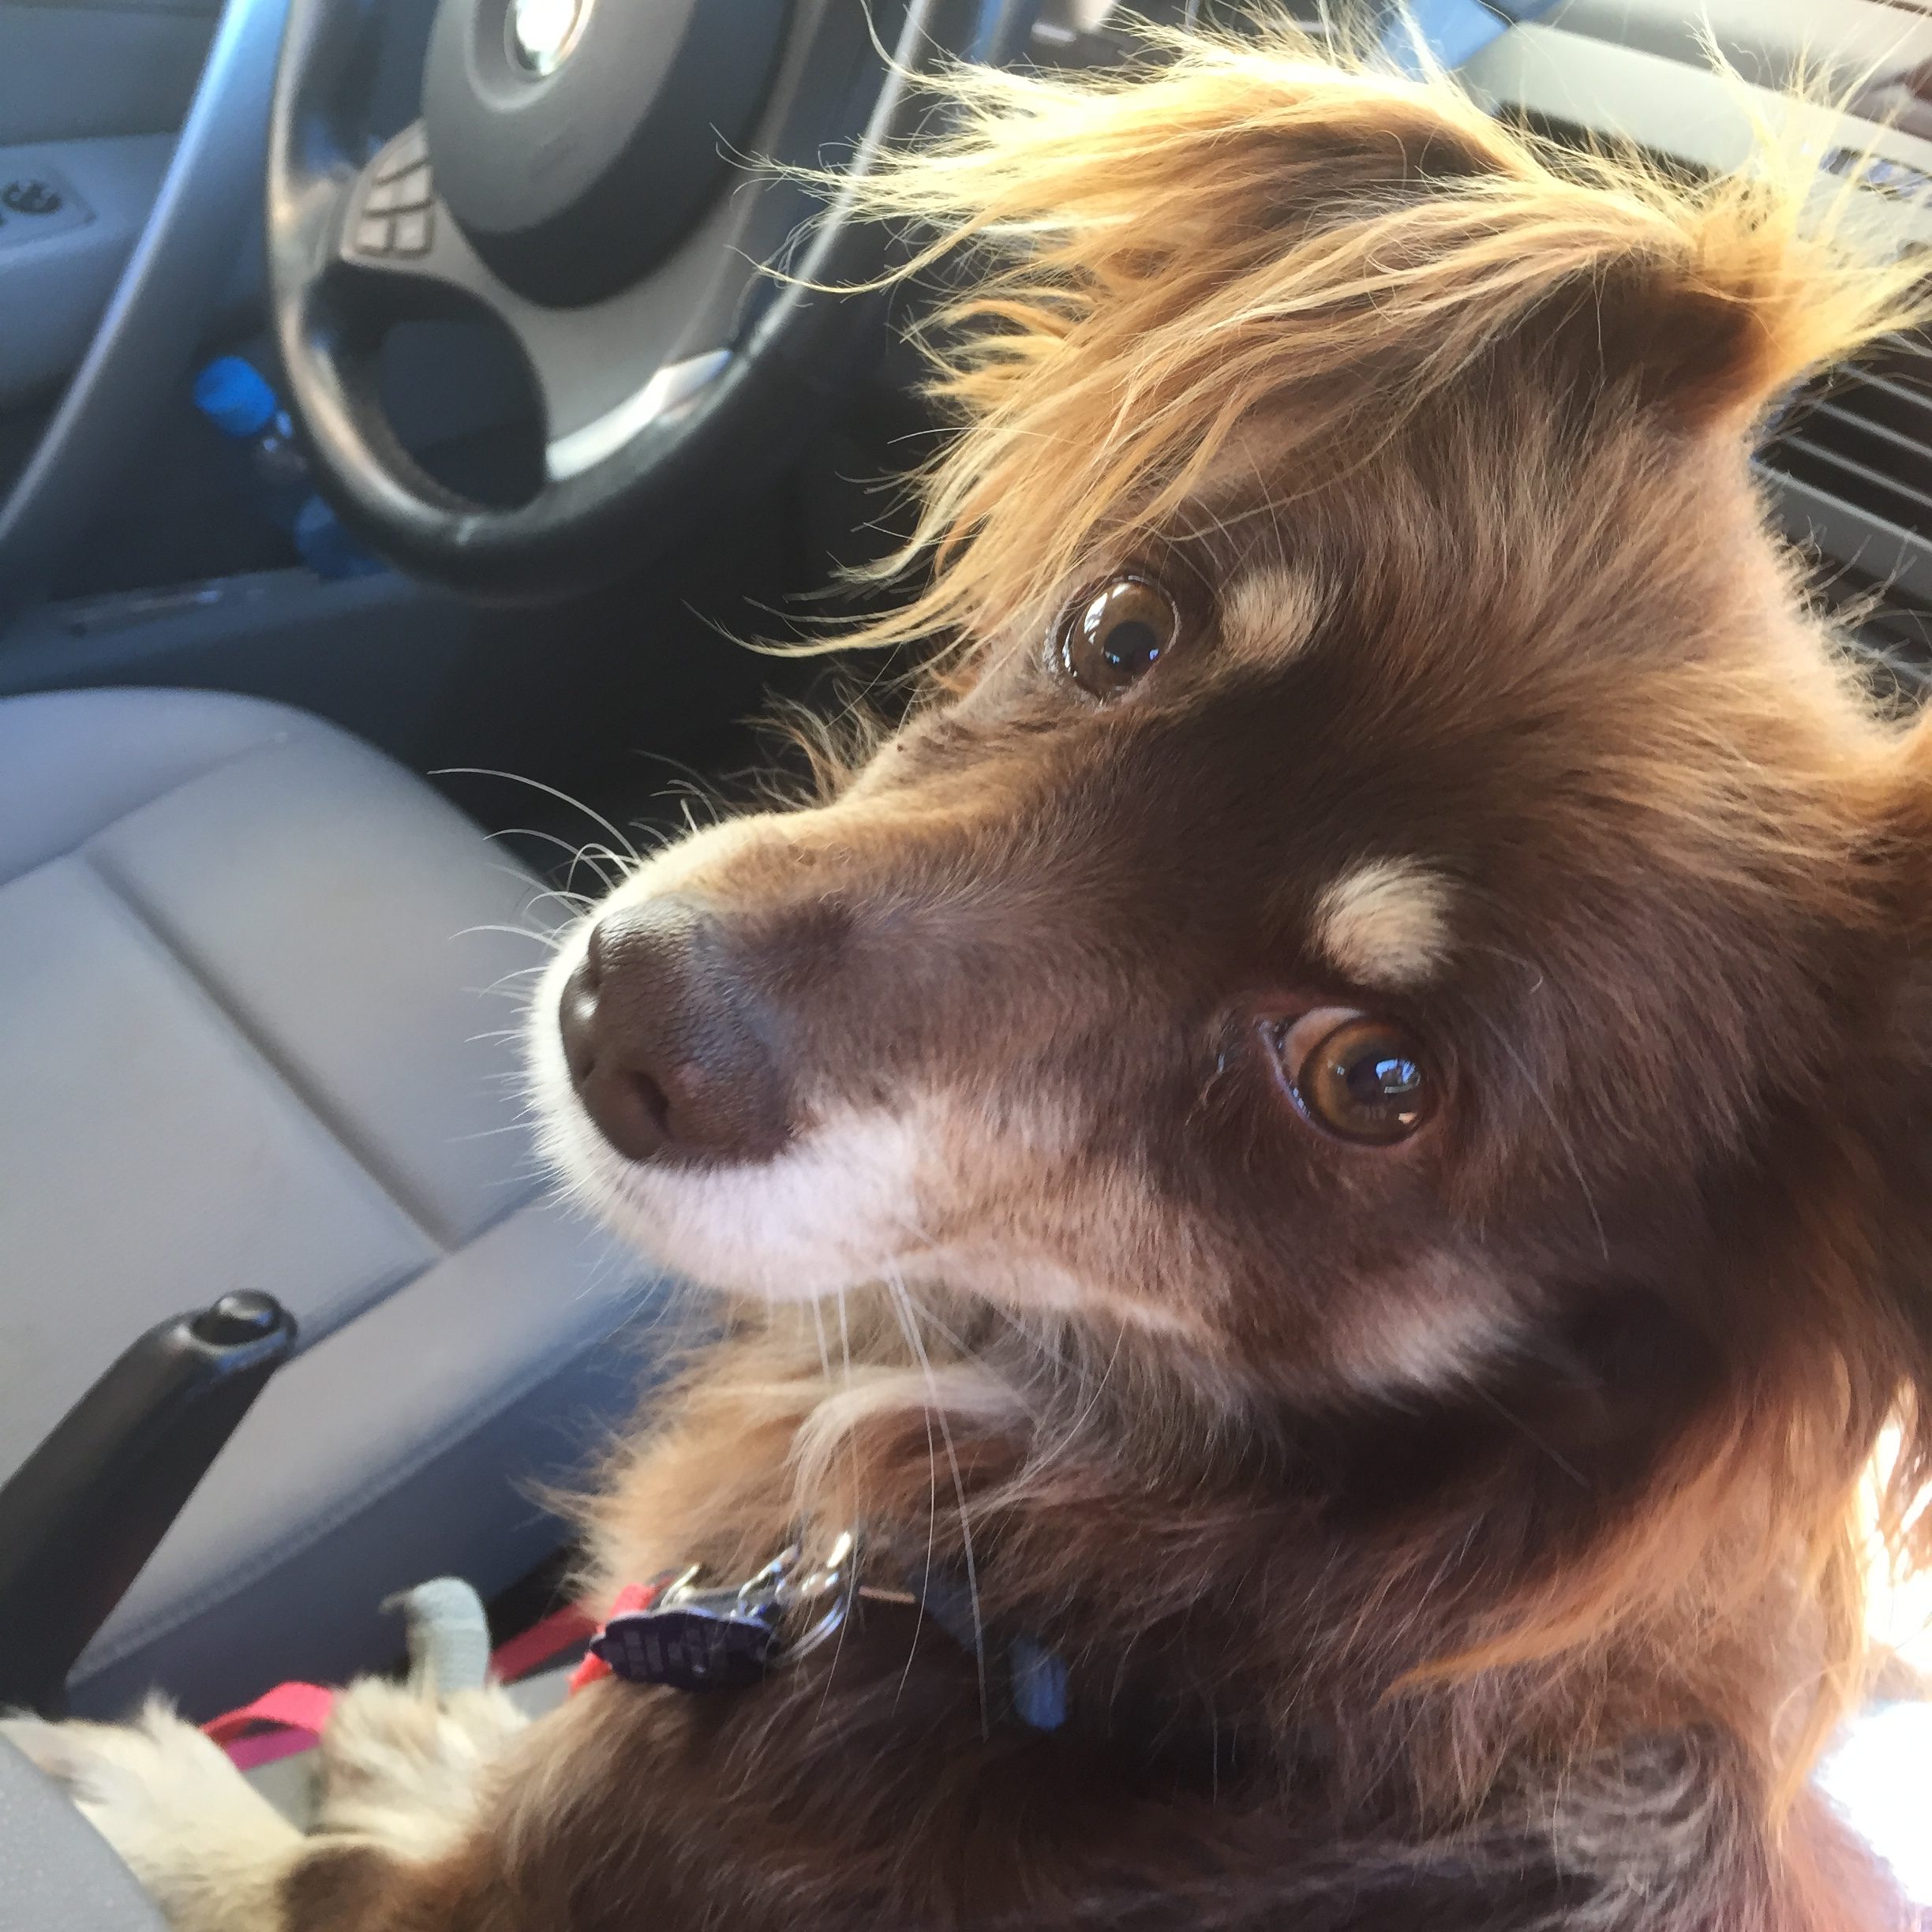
[571,1533,857,1696]
[571,1531,1068,1730]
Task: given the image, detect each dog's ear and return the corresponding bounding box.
[1526,168,1920,434]
[1538,249,1831,432]
[836,32,1930,647]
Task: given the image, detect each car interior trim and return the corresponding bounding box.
[0,0,289,627]
[543,346,731,483]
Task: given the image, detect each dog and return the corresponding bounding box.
[11,26,1932,1931]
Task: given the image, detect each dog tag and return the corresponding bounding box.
[586,1534,859,1695]
[592,1586,784,1693]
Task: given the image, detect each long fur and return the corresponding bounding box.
[835,26,1927,659]
[12,22,1932,1932]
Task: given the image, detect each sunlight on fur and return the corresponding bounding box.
[1863,1425,1932,1675]
[829,22,1929,661]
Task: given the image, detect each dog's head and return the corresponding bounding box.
[533,40,1932,1568]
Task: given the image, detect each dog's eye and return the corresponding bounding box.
[1057,576,1178,698]
[1280,1013,1435,1146]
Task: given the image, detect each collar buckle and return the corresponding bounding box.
[590,1532,859,1693]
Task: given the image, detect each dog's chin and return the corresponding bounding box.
[537,1094,933,1300]
[526,930,927,1300]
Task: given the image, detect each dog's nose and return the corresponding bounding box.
[558,900,790,1166]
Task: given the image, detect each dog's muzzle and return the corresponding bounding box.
[558,897,792,1166]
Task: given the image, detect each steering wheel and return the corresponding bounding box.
[267,0,1026,601]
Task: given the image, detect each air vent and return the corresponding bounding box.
[1760,336,1932,548]
[1758,336,1932,705]
[1817,567,1932,712]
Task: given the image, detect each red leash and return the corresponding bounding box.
[200,1601,602,1770]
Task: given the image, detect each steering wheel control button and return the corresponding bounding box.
[0,164,92,251]
[350,135,438,264]
[362,167,432,217]
[508,0,589,77]
[374,125,429,182]
[392,210,433,256]
[422,0,788,305]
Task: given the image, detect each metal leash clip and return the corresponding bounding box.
[590,1530,861,1693]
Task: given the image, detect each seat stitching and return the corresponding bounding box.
[430,1169,551,1252]
[73,846,456,1262]
[60,739,552,1251]
[6,734,549,1252]
[73,1245,667,1677]
[0,730,301,890]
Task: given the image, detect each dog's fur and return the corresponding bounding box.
[13,27,1932,1931]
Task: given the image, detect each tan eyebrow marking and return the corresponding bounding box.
[1219,566,1324,667]
[1312,859,1454,988]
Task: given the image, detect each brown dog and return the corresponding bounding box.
[12,28,1932,1932]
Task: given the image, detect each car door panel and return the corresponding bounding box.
[0,135,176,410]
[0,1,226,408]
[0,0,217,148]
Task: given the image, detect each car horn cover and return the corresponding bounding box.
[421,0,791,307]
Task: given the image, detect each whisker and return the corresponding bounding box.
[885,1219,1073,1391]
[876,1280,942,1715]
[450,923,567,947]
[1466,1380,1589,1488]
[1477,1017,1609,1262]
[807,1297,834,1385]
[485,829,622,893]
[887,1270,990,1737]
[516,883,600,917]
[563,844,632,895]
[474,963,552,992]
[434,768,644,865]
[1055,1321,1126,1455]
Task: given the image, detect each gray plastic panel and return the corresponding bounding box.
[0,137,173,410]
[0,1738,167,1932]
[1545,0,1932,94]
[1466,21,1932,222]
[0,2,218,146]
[0,0,288,619]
